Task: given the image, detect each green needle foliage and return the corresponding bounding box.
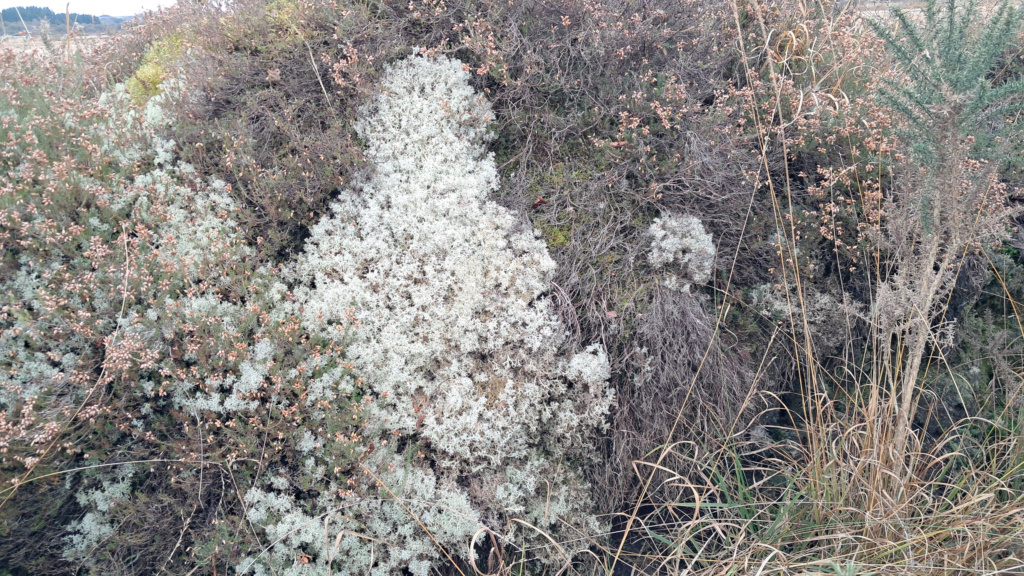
[866,0,1024,161]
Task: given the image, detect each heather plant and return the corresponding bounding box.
[166,0,371,262]
[451,0,769,509]
[597,2,1024,573]
[0,45,371,575]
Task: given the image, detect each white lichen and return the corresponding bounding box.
[250,53,614,575]
[63,466,136,557]
[648,212,715,292]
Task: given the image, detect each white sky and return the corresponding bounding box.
[0,0,176,17]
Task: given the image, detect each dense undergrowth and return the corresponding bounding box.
[2,0,1024,574]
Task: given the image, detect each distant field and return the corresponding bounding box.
[0,34,108,55]
[0,36,44,54]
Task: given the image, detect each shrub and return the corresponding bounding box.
[124,33,185,106]
[5,1,1024,574]
[166,0,372,263]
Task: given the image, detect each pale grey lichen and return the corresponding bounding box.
[648,212,716,292]
[239,53,615,575]
[63,466,136,558]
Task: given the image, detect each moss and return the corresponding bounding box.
[535,220,572,248]
[125,61,165,105]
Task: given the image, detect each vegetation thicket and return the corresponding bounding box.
[1,0,1023,574]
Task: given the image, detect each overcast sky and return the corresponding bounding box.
[0,0,176,17]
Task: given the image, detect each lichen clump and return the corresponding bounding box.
[648,212,716,292]
[238,54,615,575]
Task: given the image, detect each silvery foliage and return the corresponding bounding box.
[0,267,76,407]
[239,54,614,575]
[94,82,302,421]
[47,77,353,568]
[648,212,715,292]
[91,79,245,282]
[94,79,183,168]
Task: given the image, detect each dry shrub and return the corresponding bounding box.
[85,9,179,90]
[602,288,757,505]
[596,0,1024,571]
[161,1,367,261]
[454,0,772,513]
